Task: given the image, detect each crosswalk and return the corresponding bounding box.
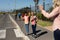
[0,29,24,39]
[0,29,30,40]
[0,30,6,39]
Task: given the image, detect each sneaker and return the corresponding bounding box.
[32,34,37,38]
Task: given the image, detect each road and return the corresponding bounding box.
[12,14,54,40]
[0,14,54,40]
[0,14,23,40]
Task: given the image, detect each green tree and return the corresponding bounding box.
[48,6,53,13]
[13,7,31,14]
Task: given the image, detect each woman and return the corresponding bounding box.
[18,13,21,19]
[30,12,37,37]
[22,13,25,21]
[39,0,60,40]
[23,12,29,35]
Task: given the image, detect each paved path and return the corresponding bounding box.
[0,14,24,40]
[0,14,16,29]
[12,14,54,40]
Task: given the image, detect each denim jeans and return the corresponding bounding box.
[32,24,36,35]
[25,24,29,34]
[54,29,60,40]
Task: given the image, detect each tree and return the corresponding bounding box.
[12,7,31,14]
[48,6,53,12]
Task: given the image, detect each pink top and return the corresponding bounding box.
[24,16,29,24]
[41,6,60,31]
[31,16,37,25]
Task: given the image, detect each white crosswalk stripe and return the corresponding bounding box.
[14,29,25,37]
[0,30,6,39]
[0,29,24,39]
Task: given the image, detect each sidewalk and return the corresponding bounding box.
[11,14,54,40]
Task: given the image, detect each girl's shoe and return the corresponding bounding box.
[32,34,37,38]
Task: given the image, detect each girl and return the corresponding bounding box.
[23,12,29,35]
[30,12,37,37]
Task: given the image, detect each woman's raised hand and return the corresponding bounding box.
[39,5,44,11]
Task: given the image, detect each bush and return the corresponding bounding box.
[37,12,47,20]
[37,12,42,19]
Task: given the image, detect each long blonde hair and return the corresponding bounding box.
[53,0,60,8]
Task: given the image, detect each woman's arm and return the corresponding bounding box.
[39,5,59,19]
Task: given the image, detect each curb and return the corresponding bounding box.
[37,24,53,32]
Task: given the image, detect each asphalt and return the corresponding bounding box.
[0,14,16,29]
[0,14,23,40]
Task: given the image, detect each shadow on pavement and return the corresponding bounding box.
[29,30,41,35]
[36,31,48,38]
[29,30,48,38]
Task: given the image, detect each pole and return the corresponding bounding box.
[43,0,45,10]
[14,0,17,20]
[33,0,39,16]
[29,5,31,20]
[34,1,37,16]
[15,0,16,13]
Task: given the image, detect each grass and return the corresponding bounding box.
[37,20,53,27]
[0,13,3,14]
